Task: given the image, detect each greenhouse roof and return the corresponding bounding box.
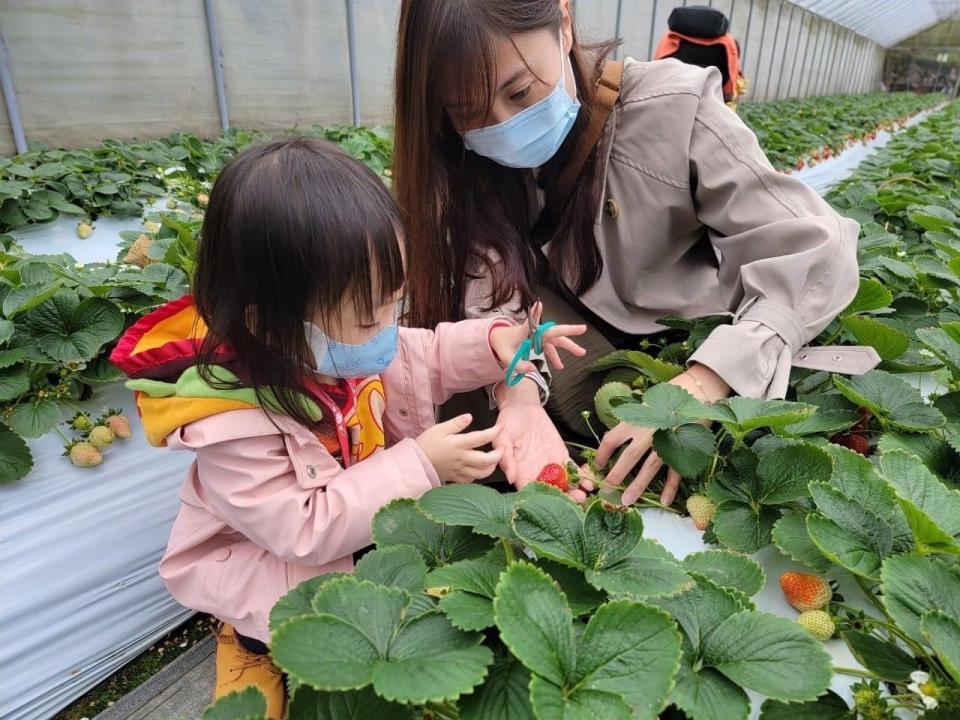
[793,0,960,48]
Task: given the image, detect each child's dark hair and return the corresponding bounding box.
[193,136,405,428]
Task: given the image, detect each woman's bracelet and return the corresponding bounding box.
[685,365,714,404]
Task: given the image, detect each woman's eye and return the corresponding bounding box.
[510,85,532,102]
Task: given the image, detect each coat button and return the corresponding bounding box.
[306,465,317,478]
[605,198,619,218]
[214,547,231,562]
[399,408,409,417]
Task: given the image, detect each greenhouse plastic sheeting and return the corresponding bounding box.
[0,381,195,720]
[643,509,871,718]
[793,104,947,194]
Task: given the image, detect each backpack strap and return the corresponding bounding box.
[549,59,624,220]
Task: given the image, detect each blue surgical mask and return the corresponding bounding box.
[303,318,398,379]
[462,28,580,169]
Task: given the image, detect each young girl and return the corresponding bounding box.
[110,137,585,718]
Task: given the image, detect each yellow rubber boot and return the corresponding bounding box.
[212,621,287,719]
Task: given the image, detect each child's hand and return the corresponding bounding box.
[416,414,504,484]
[490,301,587,373]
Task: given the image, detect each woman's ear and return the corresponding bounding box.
[560,0,573,53]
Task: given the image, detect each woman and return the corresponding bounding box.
[393,0,874,506]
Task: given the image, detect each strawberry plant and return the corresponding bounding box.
[739,92,945,171]
[201,483,834,719]
[0,125,393,234]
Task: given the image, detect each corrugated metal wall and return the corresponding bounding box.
[0,0,888,153]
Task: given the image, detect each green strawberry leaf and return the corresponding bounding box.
[437,591,496,631]
[777,408,860,437]
[570,599,682,720]
[0,423,32,484]
[841,315,909,360]
[646,574,748,653]
[201,686,267,720]
[419,483,516,539]
[842,277,893,316]
[671,657,749,720]
[274,576,491,703]
[681,550,765,597]
[354,545,428,595]
[286,686,414,719]
[652,423,716,478]
[702,610,833,702]
[588,349,684,383]
[879,450,960,545]
[806,513,882,580]
[809,482,895,558]
[880,554,960,641]
[758,690,850,719]
[269,573,347,633]
[703,397,817,436]
[712,501,780,553]
[917,327,960,376]
[426,553,506,599]
[756,444,832,505]
[528,675,631,720]
[493,562,576,686]
[613,383,706,430]
[833,370,945,432]
[5,399,61,439]
[842,630,916,682]
[533,559,606,616]
[922,610,960,684]
[372,498,493,568]
[584,539,691,599]
[512,493,587,568]
[0,364,29,402]
[25,290,123,362]
[581,500,644,570]
[460,654,535,720]
[772,511,832,572]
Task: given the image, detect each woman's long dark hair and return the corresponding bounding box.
[193,137,405,429]
[394,0,616,328]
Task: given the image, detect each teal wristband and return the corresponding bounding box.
[505,321,556,387]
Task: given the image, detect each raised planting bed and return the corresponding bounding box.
[740,91,946,172]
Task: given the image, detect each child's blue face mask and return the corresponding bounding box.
[462,28,580,169]
[304,309,398,378]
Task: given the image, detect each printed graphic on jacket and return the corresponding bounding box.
[110,294,386,467]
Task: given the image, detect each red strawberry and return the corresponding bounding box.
[831,432,870,456]
[536,463,569,492]
[854,407,871,432]
[780,571,832,612]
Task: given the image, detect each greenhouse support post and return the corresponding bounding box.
[646,0,659,60]
[0,29,26,154]
[203,0,230,132]
[614,0,623,60]
[345,0,360,126]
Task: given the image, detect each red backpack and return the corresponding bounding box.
[654,6,744,104]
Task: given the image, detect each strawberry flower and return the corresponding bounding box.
[908,670,939,710]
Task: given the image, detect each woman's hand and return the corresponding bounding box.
[595,364,731,507]
[488,301,587,373]
[492,380,590,503]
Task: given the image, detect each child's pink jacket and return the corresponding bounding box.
[110,297,508,643]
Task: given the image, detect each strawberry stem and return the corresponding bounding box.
[500,538,515,565]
